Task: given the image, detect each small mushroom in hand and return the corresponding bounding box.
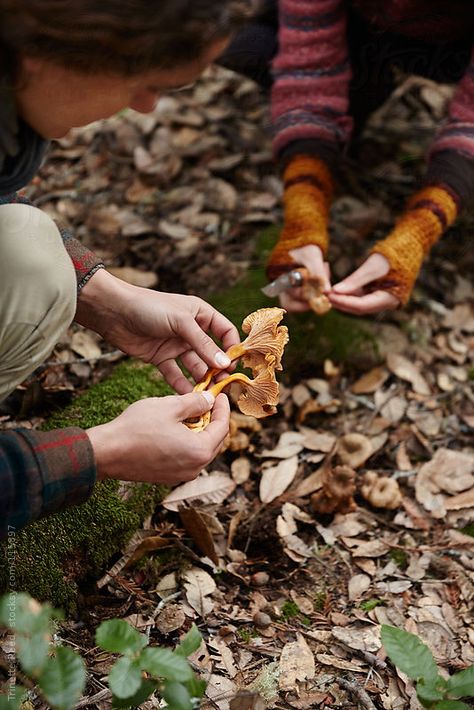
[187,308,289,431]
[361,471,402,510]
[337,433,373,469]
[299,268,331,315]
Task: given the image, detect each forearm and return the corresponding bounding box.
[267,154,334,279]
[370,185,459,304]
[0,428,96,538]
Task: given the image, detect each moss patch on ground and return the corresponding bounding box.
[209,227,379,378]
[0,361,171,611]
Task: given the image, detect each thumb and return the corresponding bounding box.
[175,390,215,421]
[333,254,390,294]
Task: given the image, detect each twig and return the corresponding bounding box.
[338,673,378,710]
[75,687,111,708]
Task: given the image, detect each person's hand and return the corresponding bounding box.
[75,269,240,393]
[329,253,400,314]
[277,245,331,312]
[87,390,230,484]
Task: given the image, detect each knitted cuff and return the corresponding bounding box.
[267,155,333,280]
[370,186,458,304]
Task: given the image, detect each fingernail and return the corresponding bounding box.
[202,391,215,407]
[215,352,231,368]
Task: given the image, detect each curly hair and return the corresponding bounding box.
[0,0,255,77]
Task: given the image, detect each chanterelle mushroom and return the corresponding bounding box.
[299,268,331,316]
[187,307,289,431]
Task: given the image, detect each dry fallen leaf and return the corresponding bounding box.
[183,567,216,617]
[162,472,236,512]
[387,353,431,395]
[260,455,299,504]
[279,633,315,691]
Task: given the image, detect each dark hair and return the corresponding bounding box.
[0,0,255,77]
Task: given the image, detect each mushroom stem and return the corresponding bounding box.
[207,372,252,398]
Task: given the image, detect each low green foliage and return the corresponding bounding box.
[0,594,204,710]
[280,600,300,621]
[360,598,385,612]
[381,625,474,709]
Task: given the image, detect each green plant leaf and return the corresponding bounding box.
[175,625,202,658]
[111,680,157,709]
[434,702,472,709]
[185,676,207,699]
[446,666,474,699]
[0,686,25,708]
[0,594,59,635]
[381,625,439,682]
[417,678,445,706]
[162,681,193,710]
[96,619,147,655]
[17,632,50,676]
[108,656,143,699]
[38,646,86,710]
[140,647,193,682]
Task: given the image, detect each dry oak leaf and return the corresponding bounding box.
[387,352,431,395]
[279,633,315,691]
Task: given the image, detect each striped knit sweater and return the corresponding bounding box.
[272,0,474,205]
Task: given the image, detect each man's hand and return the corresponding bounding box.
[75,269,240,393]
[278,245,331,312]
[329,253,400,314]
[87,391,230,484]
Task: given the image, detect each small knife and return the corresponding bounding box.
[261,268,305,298]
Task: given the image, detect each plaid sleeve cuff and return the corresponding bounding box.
[0,427,96,535]
[57,225,105,291]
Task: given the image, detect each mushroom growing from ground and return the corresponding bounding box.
[361,471,402,510]
[337,433,373,469]
[187,307,289,431]
[310,464,357,514]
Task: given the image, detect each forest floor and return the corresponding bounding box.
[1,66,473,709]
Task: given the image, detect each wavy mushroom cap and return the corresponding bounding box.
[236,307,289,371]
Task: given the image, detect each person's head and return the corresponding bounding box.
[0,0,254,137]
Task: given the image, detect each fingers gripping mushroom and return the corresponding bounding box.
[187,308,289,431]
[299,268,331,316]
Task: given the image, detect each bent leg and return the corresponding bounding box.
[0,204,76,400]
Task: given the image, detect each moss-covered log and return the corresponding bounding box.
[0,361,171,611]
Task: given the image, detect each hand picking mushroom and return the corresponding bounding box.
[361,471,402,510]
[186,308,289,431]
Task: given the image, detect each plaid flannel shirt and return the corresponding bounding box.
[0,191,103,536]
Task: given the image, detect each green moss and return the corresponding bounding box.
[313,590,327,612]
[280,600,300,621]
[390,548,408,570]
[209,227,378,376]
[0,361,171,611]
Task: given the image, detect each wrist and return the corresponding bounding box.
[75,268,132,336]
[87,422,124,481]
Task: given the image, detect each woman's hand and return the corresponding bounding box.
[329,253,400,314]
[88,391,230,484]
[75,269,240,393]
[278,244,331,312]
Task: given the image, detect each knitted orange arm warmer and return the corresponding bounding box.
[370,186,458,304]
[267,155,333,280]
